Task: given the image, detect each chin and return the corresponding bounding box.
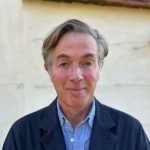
[67,97,90,107]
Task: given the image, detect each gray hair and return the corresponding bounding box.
[42,19,108,67]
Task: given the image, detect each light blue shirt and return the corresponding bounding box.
[57,99,95,150]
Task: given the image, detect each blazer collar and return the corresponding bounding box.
[39,98,117,150]
[89,98,117,150]
[39,99,66,150]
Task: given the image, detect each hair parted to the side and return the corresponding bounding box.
[42,19,108,68]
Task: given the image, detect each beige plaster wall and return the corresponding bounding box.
[0,0,150,148]
[0,0,23,148]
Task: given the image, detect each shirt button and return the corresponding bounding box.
[65,120,69,124]
[70,138,75,142]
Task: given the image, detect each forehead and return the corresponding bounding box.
[52,32,97,57]
[59,32,96,46]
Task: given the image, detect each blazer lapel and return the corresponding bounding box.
[39,98,117,150]
[39,99,66,150]
[89,100,118,150]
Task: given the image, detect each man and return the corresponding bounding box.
[3,19,150,150]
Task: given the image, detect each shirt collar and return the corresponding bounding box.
[57,98,95,128]
[88,99,95,128]
[57,100,67,126]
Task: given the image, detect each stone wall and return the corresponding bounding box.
[0,0,150,148]
[0,0,23,148]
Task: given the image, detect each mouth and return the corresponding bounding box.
[65,88,86,97]
[66,88,86,91]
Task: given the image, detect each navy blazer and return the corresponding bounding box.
[3,98,150,150]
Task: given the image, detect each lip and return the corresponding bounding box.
[66,88,85,91]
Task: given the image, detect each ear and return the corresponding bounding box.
[44,63,49,72]
[44,63,52,81]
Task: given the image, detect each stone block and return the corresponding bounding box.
[24,85,56,114]
[100,44,150,86]
[0,84,24,124]
[0,0,23,84]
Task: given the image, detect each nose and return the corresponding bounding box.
[69,65,84,82]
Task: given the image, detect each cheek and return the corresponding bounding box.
[84,69,99,82]
[51,70,67,84]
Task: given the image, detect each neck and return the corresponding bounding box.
[60,102,92,128]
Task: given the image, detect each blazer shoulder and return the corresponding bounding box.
[11,99,57,132]
[11,105,49,131]
[96,99,142,129]
[95,100,150,149]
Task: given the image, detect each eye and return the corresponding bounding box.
[82,61,93,68]
[59,63,69,69]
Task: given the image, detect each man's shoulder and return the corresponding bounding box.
[11,106,48,130]
[11,100,57,131]
[95,99,142,128]
[95,99,150,148]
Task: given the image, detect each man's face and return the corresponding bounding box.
[46,32,99,110]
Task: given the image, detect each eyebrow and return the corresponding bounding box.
[56,54,70,61]
[82,53,96,58]
[56,52,96,61]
